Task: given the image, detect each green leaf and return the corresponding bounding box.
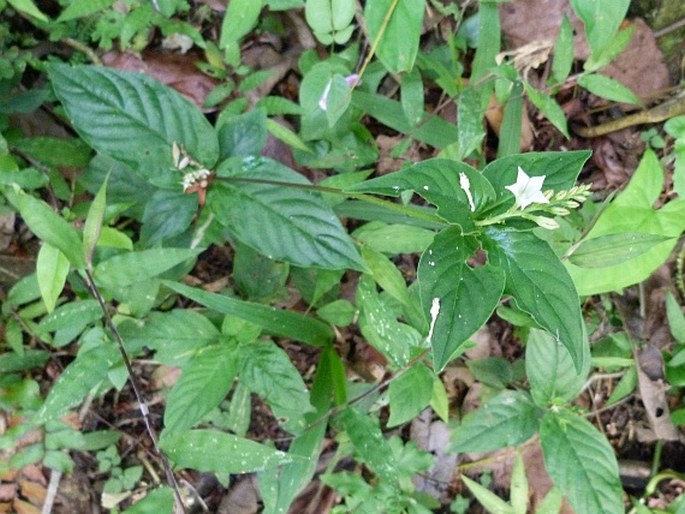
[266,118,311,153]
[83,175,108,265]
[457,86,486,159]
[36,344,119,422]
[511,452,529,514]
[540,410,623,514]
[388,362,434,427]
[57,0,114,21]
[305,0,355,44]
[3,187,85,269]
[164,343,239,433]
[470,1,500,82]
[566,149,685,294]
[569,0,630,57]
[233,242,288,301]
[497,81,523,158]
[484,228,583,370]
[160,429,293,473]
[583,25,635,73]
[324,74,354,128]
[340,407,398,483]
[240,341,313,435]
[38,299,102,333]
[401,68,424,126]
[450,390,539,453]
[526,328,590,406]
[419,229,505,370]
[162,280,333,346]
[219,0,264,50]
[47,64,218,181]
[217,108,267,159]
[7,0,48,21]
[353,222,435,255]
[361,244,414,313]
[666,292,685,343]
[577,74,640,105]
[36,244,70,313]
[461,475,515,514]
[365,0,425,73]
[605,365,637,406]
[482,151,591,200]
[208,157,362,270]
[12,137,92,167]
[523,83,570,138]
[121,487,174,514]
[568,232,672,268]
[140,190,197,245]
[552,15,574,84]
[0,349,50,373]
[93,248,199,291]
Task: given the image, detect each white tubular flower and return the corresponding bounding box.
[505,166,550,209]
[459,172,476,212]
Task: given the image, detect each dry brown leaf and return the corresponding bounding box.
[17,480,45,506]
[12,499,40,514]
[0,484,16,502]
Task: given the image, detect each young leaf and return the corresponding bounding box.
[387,362,434,427]
[162,280,333,346]
[36,344,120,422]
[364,0,425,73]
[540,410,623,514]
[510,452,529,514]
[461,475,515,514]
[305,0,355,45]
[7,0,48,21]
[160,429,293,473]
[523,83,570,138]
[47,64,218,181]
[339,407,399,484]
[569,0,630,57]
[419,229,505,371]
[164,343,240,433]
[93,248,200,291]
[36,244,70,313]
[497,81,524,158]
[450,390,539,453]
[208,157,363,270]
[83,175,108,266]
[484,228,583,370]
[219,0,264,51]
[57,0,113,22]
[457,86,486,160]
[121,487,174,514]
[526,329,590,407]
[552,15,574,84]
[240,341,313,435]
[401,67,424,126]
[666,292,685,344]
[3,187,85,269]
[568,232,672,268]
[470,1,500,82]
[577,74,640,105]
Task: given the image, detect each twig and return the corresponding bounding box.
[41,468,62,514]
[82,269,187,514]
[654,18,685,38]
[61,38,102,66]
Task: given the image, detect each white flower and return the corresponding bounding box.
[459,172,476,212]
[505,166,550,209]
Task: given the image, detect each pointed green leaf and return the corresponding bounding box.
[523,84,569,138]
[461,475,515,514]
[160,429,293,473]
[540,410,623,514]
[7,0,48,21]
[4,187,85,269]
[484,228,583,370]
[208,156,362,270]
[450,390,539,453]
[162,280,333,346]
[36,244,70,313]
[47,64,218,181]
[401,67,424,126]
[364,0,425,73]
[83,175,108,265]
[57,0,113,21]
[577,74,640,105]
[419,229,505,370]
[568,232,672,268]
[164,343,240,433]
[526,329,590,407]
[552,15,574,84]
[93,248,199,291]
[240,341,313,435]
[121,487,174,514]
[569,0,630,57]
[388,362,434,427]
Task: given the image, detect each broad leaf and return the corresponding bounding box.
[568,232,672,268]
[217,108,267,159]
[162,280,333,346]
[348,158,495,226]
[164,343,240,433]
[450,390,539,453]
[4,187,85,269]
[209,157,362,270]
[36,244,70,313]
[36,344,119,422]
[567,149,685,294]
[93,248,199,291]
[160,429,293,473]
[364,0,425,73]
[141,190,197,245]
[240,341,313,435]
[570,0,630,56]
[388,362,434,427]
[419,229,505,370]
[540,410,623,514]
[526,328,590,406]
[484,228,583,369]
[48,64,218,182]
[340,407,398,484]
[38,299,102,333]
[483,151,591,204]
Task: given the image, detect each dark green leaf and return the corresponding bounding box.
[160,429,293,473]
[457,86,486,159]
[208,156,362,270]
[450,390,539,452]
[162,280,333,346]
[419,229,505,370]
[388,363,434,427]
[217,108,267,159]
[140,190,197,245]
[0,349,50,373]
[540,410,623,514]
[38,299,102,333]
[484,228,583,370]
